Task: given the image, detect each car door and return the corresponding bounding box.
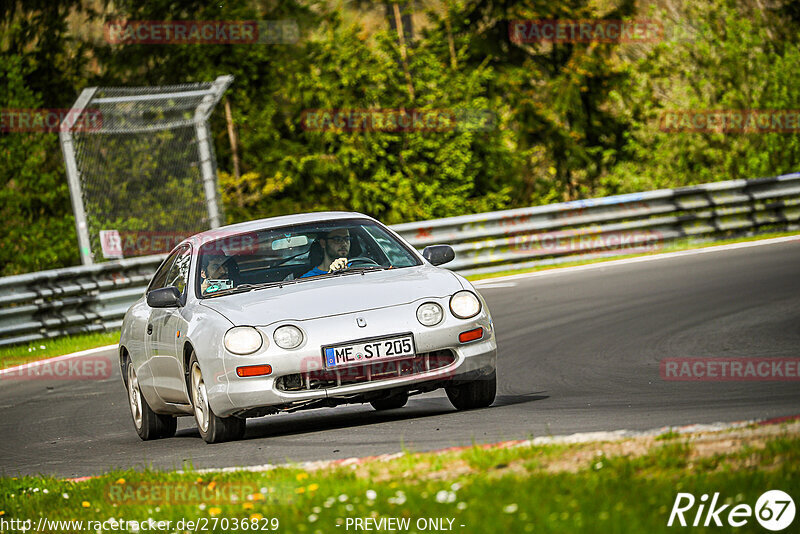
[146,244,192,404]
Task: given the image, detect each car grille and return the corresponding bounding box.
[276,350,456,392]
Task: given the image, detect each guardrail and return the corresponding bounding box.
[2,173,799,347]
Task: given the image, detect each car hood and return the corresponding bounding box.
[199,266,464,325]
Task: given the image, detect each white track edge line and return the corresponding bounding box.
[473,235,800,286]
[188,418,771,476]
[0,344,119,376]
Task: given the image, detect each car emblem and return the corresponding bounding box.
[356,317,367,328]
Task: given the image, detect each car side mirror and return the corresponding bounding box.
[422,245,455,266]
[147,286,182,308]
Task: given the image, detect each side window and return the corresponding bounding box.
[164,245,192,294]
[147,249,181,293]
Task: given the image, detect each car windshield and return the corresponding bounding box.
[196,218,421,298]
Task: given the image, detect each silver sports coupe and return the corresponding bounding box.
[119,212,497,443]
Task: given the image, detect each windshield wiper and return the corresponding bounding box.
[326,265,386,276]
[345,265,386,273]
[205,279,302,297]
[252,279,304,290]
[204,284,260,297]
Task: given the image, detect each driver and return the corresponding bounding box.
[301,228,351,278]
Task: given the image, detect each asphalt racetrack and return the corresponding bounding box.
[1,239,799,477]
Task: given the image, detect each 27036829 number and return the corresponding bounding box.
[192,517,280,531]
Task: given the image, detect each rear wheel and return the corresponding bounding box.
[445,370,497,410]
[370,391,409,411]
[125,357,176,440]
[189,354,246,443]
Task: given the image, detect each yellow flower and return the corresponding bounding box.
[0,511,5,516]
[250,513,263,521]
[81,501,90,508]
[251,493,265,501]
[207,481,217,491]
[209,507,222,516]
[295,473,309,481]
[308,483,319,492]
[295,487,306,494]
[243,502,254,510]
[196,477,203,483]
[115,478,125,485]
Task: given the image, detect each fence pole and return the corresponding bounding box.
[59,87,98,266]
[195,75,234,229]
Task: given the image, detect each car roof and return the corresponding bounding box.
[182,211,376,246]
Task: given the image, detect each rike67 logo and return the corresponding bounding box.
[668,490,795,531]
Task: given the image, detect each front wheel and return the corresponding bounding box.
[189,354,246,443]
[445,370,497,410]
[125,357,176,440]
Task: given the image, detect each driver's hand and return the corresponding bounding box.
[328,257,348,272]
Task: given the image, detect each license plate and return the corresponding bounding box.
[323,334,416,369]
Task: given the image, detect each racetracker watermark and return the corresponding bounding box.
[300,108,496,132]
[660,110,800,133]
[509,230,663,255]
[104,20,299,45]
[106,482,289,505]
[1,356,113,381]
[668,490,795,530]
[99,229,261,258]
[661,358,800,381]
[0,108,102,133]
[509,19,663,44]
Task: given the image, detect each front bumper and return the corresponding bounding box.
[204,297,496,417]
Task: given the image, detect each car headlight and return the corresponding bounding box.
[417,302,444,326]
[224,326,264,355]
[274,325,304,349]
[450,290,481,319]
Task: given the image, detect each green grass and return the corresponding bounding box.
[465,230,800,281]
[1,429,797,533]
[0,331,119,369]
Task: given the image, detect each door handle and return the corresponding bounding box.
[147,324,153,335]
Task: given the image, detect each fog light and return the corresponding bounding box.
[236,364,272,377]
[459,327,483,343]
[417,302,444,326]
[274,325,304,349]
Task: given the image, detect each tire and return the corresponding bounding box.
[125,357,177,440]
[445,370,497,410]
[189,354,246,443]
[370,391,409,411]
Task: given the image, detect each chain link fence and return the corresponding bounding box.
[59,76,232,265]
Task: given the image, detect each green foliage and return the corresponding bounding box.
[603,0,800,194]
[2,0,800,274]
[0,55,79,276]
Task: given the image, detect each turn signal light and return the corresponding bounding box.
[458,327,483,343]
[236,364,272,378]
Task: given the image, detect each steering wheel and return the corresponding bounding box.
[346,257,381,267]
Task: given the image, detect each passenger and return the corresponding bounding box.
[200,257,231,294]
